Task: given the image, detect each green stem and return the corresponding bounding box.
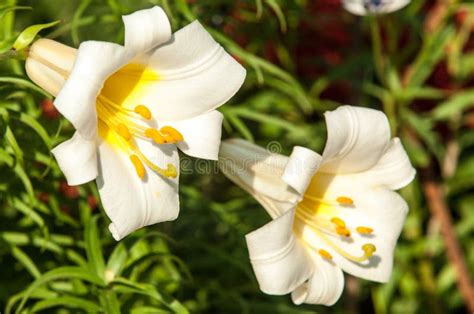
[370,17,385,85]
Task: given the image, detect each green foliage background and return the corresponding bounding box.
[1,0,474,313]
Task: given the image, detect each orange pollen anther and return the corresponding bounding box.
[356,226,373,234]
[336,196,354,206]
[130,154,145,179]
[160,126,184,142]
[318,249,333,260]
[134,105,152,120]
[116,123,131,141]
[144,128,166,144]
[330,217,346,228]
[336,226,351,237]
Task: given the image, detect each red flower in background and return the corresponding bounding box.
[59,181,79,199]
[40,99,60,120]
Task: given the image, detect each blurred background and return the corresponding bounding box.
[1,0,473,313]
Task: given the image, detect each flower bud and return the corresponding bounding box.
[25,39,77,97]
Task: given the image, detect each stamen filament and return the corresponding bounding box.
[131,142,177,178]
[295,219,375,263]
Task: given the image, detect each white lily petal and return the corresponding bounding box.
[343,0,410,16]
[123,6,172,54]
[219,139,299,218]
[54,41,130,140]
[321,105,391,174]
[361,138,416,190]
[51,132,98,185]
[97,139,179,241]
[291,253,345,306]
[282,146,322,194]
[164,110,223,160]
[246,208,313,295]
[301,173,408,282]
[129,20,246,121]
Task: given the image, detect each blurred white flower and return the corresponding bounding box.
[26,6,246,240]
[219,106,415,305]
[343,0,411,15]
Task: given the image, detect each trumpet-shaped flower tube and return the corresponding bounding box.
[26,6,246,240]
[219,106,415,305]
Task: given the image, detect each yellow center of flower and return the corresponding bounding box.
[294,174,376,263]
[97,64,183,180]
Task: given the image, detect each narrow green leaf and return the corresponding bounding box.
[4,126,23,164]
[112,278,189,314]
[431,89,474,120]
[10,246,41,279]
[98,290,121,314]
[13,198,46,234]
[0,77,51,97]
[18,112,52,149]
[264,0,287,32]
[31,296,102,313]
[13,20,60,51]
[17,266,105,312]
[85,215,106,279]
[106,242,128,279]
[225,112,254,142]
[0,5,31,21]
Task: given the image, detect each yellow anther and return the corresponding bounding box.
[130,154,145,179]
[116,123,131,141]
[134,105,152,120]
[336,226,351,237]
[160,126,184,142]
[362,244,376,258]
[356,226,373,234]
[144,128,166,144]
[318,249,333,260]
[330,217,346,228]
[336,196,354,206]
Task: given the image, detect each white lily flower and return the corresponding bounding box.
[219,106,415,305]
[343,0,411,15]
[25,6,246,240]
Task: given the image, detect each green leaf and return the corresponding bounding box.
[431,89,474,120]
[31,296,102,313]
[18,112,52,150]
[13,20,60,51]
[17,266,105,312]
[0,77,51,97]
[85,215,106,279]
[112,278,189,314]
[10,246,41,279]
[407,26,454,87]
[13,198,47,235]
[106,242,128,279]
[98,290,121,314]
[225,111,254,142]
[4,126,23,165]
[0,5,31,21]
